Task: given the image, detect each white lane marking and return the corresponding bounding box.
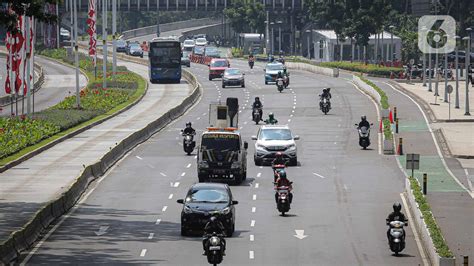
[202,112,207,116]
[174,182,180,187]
[168,194,173,199]
[338,124,341,127]
[194,155,197,159]
[292,110,295,113]
[343,184,348,191]
[293,106,296,109]
[186,163,191,168]
[257,172,262,178]
[239,110,242,113]
[293,230,308,239]
[252,194,257,200]
[334,142,337,145]
[196,117,201,120]
[155,218,161,225]
[162,206,168,212]
[136,156,143,160]
[288,119,291,122]
[147,164,155,169]
[252,207,256,213]
[244,121,248,125]
[160,172,167,177]
[383,81,472,197]
[290,114,293,117]
[249,250,255,259]
[250,234,254,241]
[250,220,255,227]
[400,193,429,266]
[313,172,326,179]
[259,166,263,169]
[255,183,259,188]
[140,249,147,257]
[148,233,154,239]
[349,81,382,155]
[181,172,186,177]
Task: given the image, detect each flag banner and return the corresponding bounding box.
[5,32,12,95]
[87,0,97,66]
[14,16,25,96]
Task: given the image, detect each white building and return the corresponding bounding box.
[309,30,402,62]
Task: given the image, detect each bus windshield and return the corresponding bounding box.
[149,41,181,68]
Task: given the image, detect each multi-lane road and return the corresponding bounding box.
[22,54,424,265]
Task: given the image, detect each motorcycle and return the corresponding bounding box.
[355,124,372,150]
[320,97,330,115]
[276,78,285,93]
[387,220,407,255]
[249,60,255,69]
[272,164,286,182]
[181,131,196,155]
[204,232,225,265]
[253,108,262,125]
[274,183,292,216]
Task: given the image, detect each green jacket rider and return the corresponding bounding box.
[265,113,278,124]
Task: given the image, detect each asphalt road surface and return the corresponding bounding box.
[23,57,424,265]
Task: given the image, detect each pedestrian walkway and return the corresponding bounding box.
[371,78,473,263]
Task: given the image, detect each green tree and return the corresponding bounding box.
[1,0,60,33]
[246,2,266,33]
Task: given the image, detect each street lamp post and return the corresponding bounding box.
[428,30,433,92]
[112,0,117,81]
[277,21,282,54]
[434,31,440,97]
[455,36,460,108]
[102,0,108,90]
[444,41,449,103]
[463,27,472,116]
[389,25,395,65]
[270,22,274,55]
[305,29,311,59]
[421,26,427,87]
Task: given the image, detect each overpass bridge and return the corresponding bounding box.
[63,0,304,12]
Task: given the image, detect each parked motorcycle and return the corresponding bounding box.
[253,108,262,125]
[355,124,372,150]
[274,184,292,216]
[320,97,330,115]
[276,78,285,93]
[181,131,196,155]
[387,220,407,255]
[204,232,225,265]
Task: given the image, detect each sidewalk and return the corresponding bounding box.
[0,58,193,251]
[371,78,474,263]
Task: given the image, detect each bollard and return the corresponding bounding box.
[394,107,397,121]
[463,256,468,266]
[396,118,399,133]
[423,173,428,195]
[397,138,404,155]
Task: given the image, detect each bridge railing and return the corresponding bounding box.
[122,18,220,39]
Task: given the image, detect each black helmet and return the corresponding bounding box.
[276,152,283,159]
[278,169,287,179]
[269,112,274,119]
[255,97,260,101]
[393,202,402,213]
[186,122,192,127]
[361,115,367,121]
[210,216,218,223]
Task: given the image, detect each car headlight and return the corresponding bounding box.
[199,161,209,168]
[231,161,240,169]
[220,207,231,214]
[287,144,296,151]
[183,205,193,213]
[256,144,266,151]
[223,77,229,81]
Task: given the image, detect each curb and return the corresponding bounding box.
[0,52,45,107]
[388,81,437,122]
[0,68,201,264]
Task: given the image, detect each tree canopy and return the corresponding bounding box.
[0,0,60,33]
[224,0,266,34]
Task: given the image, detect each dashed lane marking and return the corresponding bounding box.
[168,194,173,199]
[250,235,254,241]
[252,194,257,200]
[140,249,147,257]
[136,156,143,160]
[249,251,255,259]
[255,183,259,188]
[181,172,186,177]
[174,182,180,187]
[162,206,168,212]
[250,220,255,227]
[257,173,261,178]
[155,219,161,225]
[252,207,256,213]
[186,163,191,168]
[148,233,154,239]
[312,172,326,179]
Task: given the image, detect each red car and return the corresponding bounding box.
[209,58,230,80]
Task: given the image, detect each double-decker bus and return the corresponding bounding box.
[148,37,181,83]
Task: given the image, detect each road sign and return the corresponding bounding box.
[406,154,420,170]
[447,85,453,94]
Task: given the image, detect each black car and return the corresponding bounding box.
[177,183,238,237]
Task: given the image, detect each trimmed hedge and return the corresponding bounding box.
[408,176,454,258]
[359,76,389,109]
[34,109,102,131]
[319,61,402,78]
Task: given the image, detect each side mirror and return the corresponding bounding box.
[181,129,184,132]
[242,73,246,75]
[354,123,358,126]
[293,135,300,140]
[244,142,248,149]
[251,136,257,140]
[177,199,184,204]
[231,200,239,205]
[263,69,266,72]
[370,123,374,126]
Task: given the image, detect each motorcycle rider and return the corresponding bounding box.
[274,170,293,204]
[248,53,255,66]
[319,88,332,110]
[358,116,371,129]
[272,152,287,166]
[182,122,196,136]
[264,112,278,124]
[252,97,263,121]
[386,202,407,243]
[202,216,226,256]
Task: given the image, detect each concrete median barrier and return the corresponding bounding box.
[0,60,202,264]
[286,62,339,78]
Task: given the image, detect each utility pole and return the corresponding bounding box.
[103,0,108,89]
[56,3,60,49]
[74,0,81,107]
[26,17,31,114]
[464,28,472,116]
[112,0,117,81]
[455,36,460,108]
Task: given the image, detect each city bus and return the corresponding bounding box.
[148,37,181,83]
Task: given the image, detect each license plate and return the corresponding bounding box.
[209,246,221,251]
[213,169,226,174]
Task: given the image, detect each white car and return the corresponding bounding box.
[252,125,299,166]
[183,39,195,51]
[195,37,208,46]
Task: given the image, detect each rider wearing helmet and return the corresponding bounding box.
[274,170,293,203]
[182,122,196,135]
[320,88,332,110]
[277,71,284,79]
[202,216,226,255]
[386,202,407,243]
[272,152,286,166]
[264,112,278,125]
[358,116,370,129]
[252,97,263,120]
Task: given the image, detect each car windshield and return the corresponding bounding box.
[194,46,205,55]
[129,44,140,49]
[211,61,228,67]
[182,51,190,58]
[196,38,207,43]
[225,69,241,75]
[186,188,229,203]
[184,40,194,45]
[117,40,126,46]
[201,133,239,151]
[266,64,284,71]
[259,128,292,141]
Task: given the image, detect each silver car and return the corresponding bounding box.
[222,68,245,88]
[252,125,299,166]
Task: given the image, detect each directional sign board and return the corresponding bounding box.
[406,153,420,170]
